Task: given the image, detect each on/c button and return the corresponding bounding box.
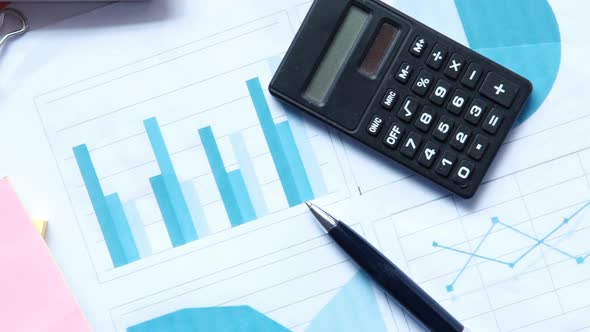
[367,115,384,136]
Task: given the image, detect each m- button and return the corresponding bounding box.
[479,72,520,107]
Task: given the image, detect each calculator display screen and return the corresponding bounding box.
[359,23,399,78]
[304,6,369,105]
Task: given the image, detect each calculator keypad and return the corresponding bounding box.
[360,29,530,198]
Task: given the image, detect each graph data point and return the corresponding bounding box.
[432,241,439,247]
[576,257,584,264]
[508,263,515,268]
[446,285,454,292]
[563,218,569,224]
[491,217,500,224]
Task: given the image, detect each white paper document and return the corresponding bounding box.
[0,0,589,331]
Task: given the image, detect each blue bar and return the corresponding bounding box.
[228,170,256,224]
[229,133,267,217]
[247,77,301,206]
[124,200,152,257]
[285,112,327,196]
[181,181,210,237]
[144,117,198,244]
[105,194,140,263]
[198,126,244,226]
[267,57,327,197]
[150,175,184,247]
[276,121,314,202]
[72,144,127,267]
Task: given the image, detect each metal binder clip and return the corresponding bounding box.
[0,8,28,47]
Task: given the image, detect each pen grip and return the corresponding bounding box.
[330,221,464,332]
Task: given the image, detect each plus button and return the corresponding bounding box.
[493,84,506,95]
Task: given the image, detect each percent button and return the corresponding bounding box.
[411,70,434,96]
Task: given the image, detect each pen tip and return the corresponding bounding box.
[305,201,313,209]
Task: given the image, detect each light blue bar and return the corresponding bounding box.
[228,170,256,224]
[285,112,327,196]
[105,194,140,263]
[198,126,243,227]
[276,121,314,202]
[247,77,301,206]
[124,200,152,257]
[229,133,267,217]
[144,117,198,243]
[73,144,127,268]
[150,175,184,247]
[267,56,327,197]
[181,181,210,237]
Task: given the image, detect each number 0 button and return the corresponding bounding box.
[453,160,475,186]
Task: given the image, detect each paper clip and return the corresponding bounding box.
[0,8,28,47]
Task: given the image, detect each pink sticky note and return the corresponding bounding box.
[0,178,92,332]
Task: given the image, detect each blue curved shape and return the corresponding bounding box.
[454,0,561,123]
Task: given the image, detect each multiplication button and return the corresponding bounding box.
[443,53,465,79]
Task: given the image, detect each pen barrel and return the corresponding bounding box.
[330,222,464,332]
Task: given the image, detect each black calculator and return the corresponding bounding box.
[269,0,532,198]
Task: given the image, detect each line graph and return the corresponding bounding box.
[434,201,590,292]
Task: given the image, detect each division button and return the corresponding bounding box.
[443,53,466,79]
[409,36,428,57]
[383,122,405,149]
[426,43,447,70]
[366,115,384,136]
[381,89,399,110]
[400,132,422,159]
[482,108,504,134]
[418,141,440,168]
[479,72,520,107]
[461,63,483,89]
[396,62,413,84]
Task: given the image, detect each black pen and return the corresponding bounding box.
[306,202,467,332]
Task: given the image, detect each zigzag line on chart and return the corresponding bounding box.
[433,201,590,292]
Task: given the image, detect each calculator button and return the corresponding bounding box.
[383,122,405,149]
[461,63,483,89]
[411,70,434,96]
[467,135,489,160]
[400,132,422,159]
[453,160,475,186]
[435,151,457,177]
[479,72,520,107]
[426,43,447,70]
[433,115,454,142]
[464,98,487,125]
[381,89,399,110]
[396,62,413,84]
[450,125,471,151]
[415,106,436,132]
[482,108,503,134]
[397,96,419,122]
[367,115,384,137]
[447,89,469,115]
[409,36,428,57]
[429,79,452,106]
[443,53,466,79]
[418,142,440,168]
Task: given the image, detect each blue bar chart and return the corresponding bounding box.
[72,76,329,268]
